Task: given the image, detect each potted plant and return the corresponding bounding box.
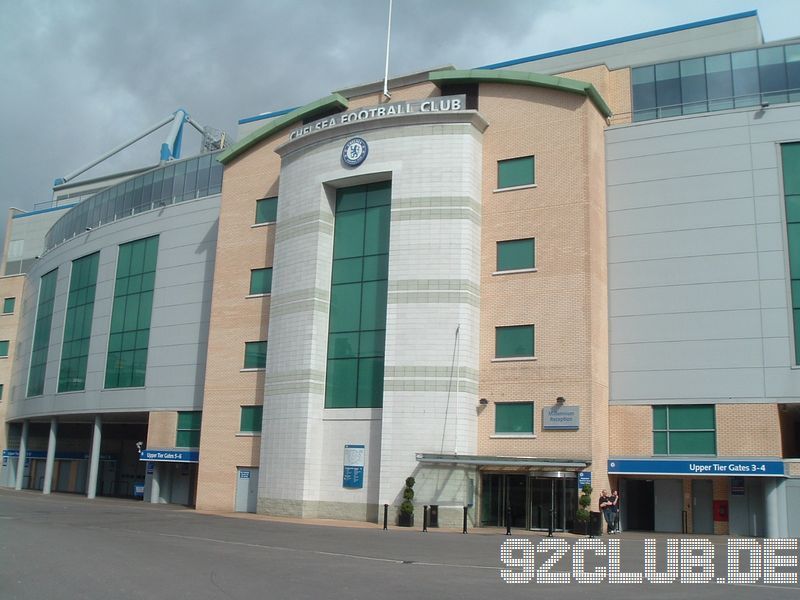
[398,476,415,527]
[574,483,592,535]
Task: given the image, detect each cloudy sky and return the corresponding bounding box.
[0,0,798,224]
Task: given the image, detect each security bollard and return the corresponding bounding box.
[423,505,428,532]
[505,504,512,535]
[383,503,388,530]
[462,506,468,534]
[548,508,554,537]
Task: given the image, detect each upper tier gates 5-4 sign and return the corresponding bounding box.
[289,95,467,140]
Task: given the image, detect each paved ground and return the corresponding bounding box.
[1,489,798,599]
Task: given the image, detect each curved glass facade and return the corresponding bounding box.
[44,152,223,251]
[632,42,800,121]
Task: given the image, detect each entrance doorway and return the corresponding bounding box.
[530,476,577,531]
[480,474,526,528]
[480,472,577,531]
[623,479,655,531]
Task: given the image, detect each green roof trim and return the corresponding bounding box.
[218,93,349,164]
[429,69,612,119]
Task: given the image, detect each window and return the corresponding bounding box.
[655,62,682,117]
[679,58,707,114]
[176,411,201,447]
[782,143,800,365]
[28,269,58,396]
[632,43,799,121]
[105,237,159,388]
[240,406,263,433]
[495,402,534,434]
[632,65,657,121]
[249,268,273,295]
[325,182,391,409]
[0,384,4,401]
[498,156,535,189]
[59,253,100,392]
[496,239,535,272]
[0,341,8,357]
[495,325,535,359]
[255,197,278,224]
[244,341,267,369]
[653,405,716,455]
[2,297,15,314]
[731,50,760,108]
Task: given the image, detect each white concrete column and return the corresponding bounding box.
[42,418,58,495]
[14,420,29,490]
[86,415,102,499]
[150,463,161,503]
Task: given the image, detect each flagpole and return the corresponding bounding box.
[383,0,393,99]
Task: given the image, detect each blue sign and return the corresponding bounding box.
[139,449,199,463]
[133,483,145,497]
[146,462,154,475]
[608,458,785,477]
[343,444,365,489]
[578,471,592,489]
[342,138,368,167]
[239,470,251,479]
[2,449,113,460]
[731,476,745,495]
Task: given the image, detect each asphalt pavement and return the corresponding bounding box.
[1,488,798,599]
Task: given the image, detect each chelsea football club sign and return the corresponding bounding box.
[342,137,368,167]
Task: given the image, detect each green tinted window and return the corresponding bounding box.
[244,341,267,369]
[0,340,8,357]
[249,268,272,295]
[2,297,15,314]
[240,406,263,432]
[495,325,535,358]
[176,411,201,447]
[326,182,390,408]
[0,384,3,400]
[498,156,535,189]
[497,239,535,271]
[255,197,278,224]
[105,237,158,388]
[59,253,99,392]
[28,269,58,396]
[495,403,534,433]
[782,143,800,364]
[652,405,715,455]
[652,406,667,429]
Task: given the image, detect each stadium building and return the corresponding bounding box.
[2,10,800,536]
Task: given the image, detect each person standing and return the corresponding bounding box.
[610,489,620,534]
[599,489,613,534]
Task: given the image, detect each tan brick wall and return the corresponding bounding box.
[476,82,610,498]
[717,403,782,457]
[786,461,800,477]
[0,274,25,452]
[195,121,282,511]
[609,405,652,455]
[556,65,631,125]
[147,412,178,448]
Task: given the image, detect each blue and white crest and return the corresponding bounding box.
[342,137,368,167]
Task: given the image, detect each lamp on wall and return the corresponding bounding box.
[556,396,566,404]
[479,398,489,405]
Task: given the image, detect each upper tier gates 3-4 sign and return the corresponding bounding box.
[289,95,467,140]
